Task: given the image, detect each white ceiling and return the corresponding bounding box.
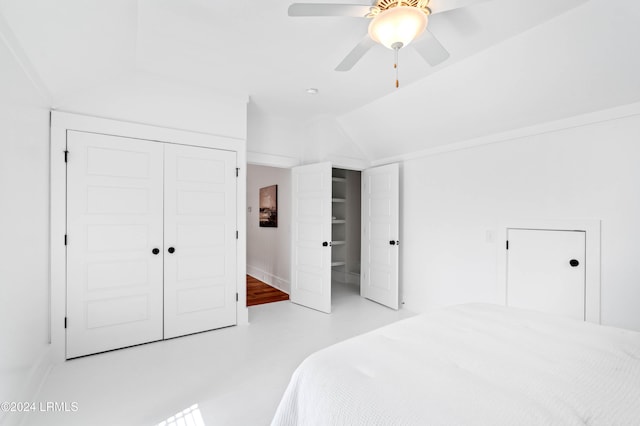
[339,0,640,160]
[1,0,639,162]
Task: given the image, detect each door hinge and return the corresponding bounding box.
[236,293,238,302]
[236,230,239,239]
[236,168,239,177]
[506,240,509,250]
[64,317,67,329]
[64,150,69,163]
[64,234,68,246]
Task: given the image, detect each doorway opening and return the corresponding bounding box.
[245,164,363,309]
[331,168,362,303]
[250,162,400,316]
[246,164,291,304]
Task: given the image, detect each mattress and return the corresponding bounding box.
[271,304,640,425]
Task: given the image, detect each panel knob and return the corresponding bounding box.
[569,259,579,267]
[152,248,160,255]
[168,247,176,254]
[322,241,329,247]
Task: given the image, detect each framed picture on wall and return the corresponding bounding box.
[259,185,278,227]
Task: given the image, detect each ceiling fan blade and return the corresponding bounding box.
[335,36,376,71]
[411,29,450,66]
[428,0,488,15]
[437,7,483,36]
[288,3,372,17]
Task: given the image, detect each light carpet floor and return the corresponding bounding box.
[24,282,414,426]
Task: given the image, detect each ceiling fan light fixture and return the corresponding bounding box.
[368,6,427,50]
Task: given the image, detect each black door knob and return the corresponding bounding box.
[152,248,160,255]
[569,259,579,267]
[322,241,329,247]
[168,247,176,254]
[389,240,396,245]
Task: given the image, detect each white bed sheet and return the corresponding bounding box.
[271,304,640,426]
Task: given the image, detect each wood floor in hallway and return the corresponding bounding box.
[247,275,289,306]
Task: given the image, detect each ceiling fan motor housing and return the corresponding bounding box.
[368,0,432,18]
[368,5,429,49]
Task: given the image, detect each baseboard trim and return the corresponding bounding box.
[246,265,290,294]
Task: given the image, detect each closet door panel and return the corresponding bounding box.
[290,162,332,314]
[66,131,164,358]
[164,144,237,338]
[361,163,400,309]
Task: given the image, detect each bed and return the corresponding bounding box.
[271,304,640,425]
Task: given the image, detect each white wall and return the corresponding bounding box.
[247,103,369,170]
[55,71,248,140]
[246,165,291,293]
[400,111,640,331]
[0,26,51,423]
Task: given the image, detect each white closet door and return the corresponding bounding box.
[507,229,586,320]
[291,162,333,313]
[361,163,400,309]
[163,144,237,338]
[66,131,164,358]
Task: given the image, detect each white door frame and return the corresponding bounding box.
[497,219,601,324]
[50,111,247,363]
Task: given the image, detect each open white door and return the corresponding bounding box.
[291,162,333,313]
[361,163,400,309]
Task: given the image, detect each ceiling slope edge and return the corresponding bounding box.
[52,70,249,139]
[302,114,372,170]
[337,0,640,162]
[0,12,52,106]
[369,101,640,166]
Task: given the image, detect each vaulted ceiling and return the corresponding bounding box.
[1,0,639,163]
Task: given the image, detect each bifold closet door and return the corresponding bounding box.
[66,131,164,359]
[163,144,237,339]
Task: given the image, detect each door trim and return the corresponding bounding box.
[497,219,601,324]
[50,111,247,363]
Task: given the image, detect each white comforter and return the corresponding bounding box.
[271,304,640,426]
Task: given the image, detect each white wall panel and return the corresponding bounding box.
[86,296,150,329]
[400,112,640,331]
[86,147,151,178]
[55,72,248,140]
[0,23,50,419]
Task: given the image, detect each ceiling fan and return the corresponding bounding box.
[288,0,484,85]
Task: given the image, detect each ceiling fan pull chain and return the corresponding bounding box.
[394,46,399,88]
